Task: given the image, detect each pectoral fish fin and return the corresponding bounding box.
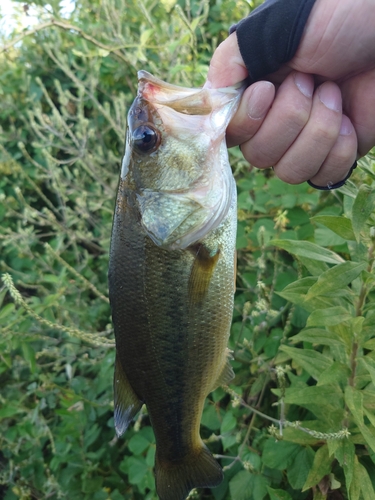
[188,244,220,305]
[155,442,223,500]
[210,350,235,392]
[113,356,143,437]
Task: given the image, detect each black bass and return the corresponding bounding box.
[108,71,242,500]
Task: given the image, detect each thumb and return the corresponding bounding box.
[205,32,248,89]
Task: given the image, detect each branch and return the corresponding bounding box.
[1,18,128,65]
[2,273,114,348]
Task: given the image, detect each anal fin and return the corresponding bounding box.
[113,355,142,436]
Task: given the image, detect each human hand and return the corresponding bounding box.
[206,0,375,187]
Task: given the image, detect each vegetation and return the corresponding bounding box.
[1,1,375,499]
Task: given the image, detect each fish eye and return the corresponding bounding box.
[132,125,160,153]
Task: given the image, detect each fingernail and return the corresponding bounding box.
[339,115,353,136]
[248,82,274,119]
[294,72,313,98]
[319,84,341,112]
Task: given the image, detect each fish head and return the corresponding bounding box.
[122,71,243,250]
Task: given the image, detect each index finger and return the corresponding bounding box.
[205,33,248,89]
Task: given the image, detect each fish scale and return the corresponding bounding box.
[108,71,243,500]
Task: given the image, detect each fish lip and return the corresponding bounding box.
[138,70,193,93]
[137,70,245,94]
[137,70,245,116]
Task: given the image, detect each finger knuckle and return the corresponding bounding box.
[281,106,310,135]
[273,164,309,185]
[311,123,339,147]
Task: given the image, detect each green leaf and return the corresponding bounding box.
[348,455,375,500]
[122,456,149,485]
[262,440,301,470]
[266,487,292,500]
[345,386,375,454]
[317,362,351,387]
[229,470,253,500]
[302,444,332,490]
[241,450,262,472]
[287,446,315,489]
[271,239,344,264]
[160,0,177,12]
[140,29,154,45]
[311,215,356,241]
[201,403,221,431]
[327,439,341,458]
[42,274,62,284]
[290,328,346,347]
[0,303,15,321]
[276,277,317,306]
[251,474,270,500]
[307,306,352,327]
[363,338,375,350]
[279,345,332,380]
[83,424,101,449]
[0,404,20,419]
[221,410,237,434]
[145,445,156,467]
[344,385,364,421]
[190,16,202,32]
[305,261,366,299]
[282,384,343,408]
[82,475,103,493]
[298,256,328,276]
[334,439,355,491]
[128,434,151,455]
[349,455,361,500]
[363,407,375,432]
[357,459,375,498]
[315,227,347,246]
[281,426,320,446]
[360,358,375,387]
[21,342,37,374]
[352,185,375,241]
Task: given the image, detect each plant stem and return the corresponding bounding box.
[348,341,358,388]
[350,242,375,387]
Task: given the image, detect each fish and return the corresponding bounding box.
[108,70,243,500]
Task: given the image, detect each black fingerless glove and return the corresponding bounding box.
[230,0,316,82]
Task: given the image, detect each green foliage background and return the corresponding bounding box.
[1,1,375,499]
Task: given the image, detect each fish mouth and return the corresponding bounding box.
[137,70,243,116]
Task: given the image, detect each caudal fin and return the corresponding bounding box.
[155,444,223,500]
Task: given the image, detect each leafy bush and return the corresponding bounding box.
[1,1,375,499]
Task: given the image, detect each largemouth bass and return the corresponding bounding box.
[108,71,242,500]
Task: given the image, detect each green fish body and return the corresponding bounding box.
[108,71,242,500]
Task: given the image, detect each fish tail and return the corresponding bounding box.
[155,443,223,500]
